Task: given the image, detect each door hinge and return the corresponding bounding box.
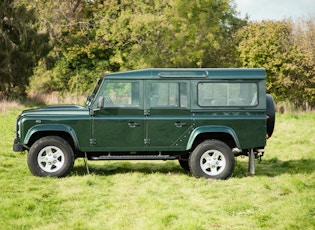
[90,138,96,145]
[144,138,151,145]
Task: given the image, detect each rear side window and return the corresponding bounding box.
[149,82,188,108]
[198,82,258,107]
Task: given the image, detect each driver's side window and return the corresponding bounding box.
[100,81,140,108]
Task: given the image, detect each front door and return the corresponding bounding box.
[92,80,145,151]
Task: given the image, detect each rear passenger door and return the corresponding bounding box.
[145,80,192,150]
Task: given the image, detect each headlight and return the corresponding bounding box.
[16,117,21,138]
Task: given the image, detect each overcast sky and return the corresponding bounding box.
[234,0,315,21]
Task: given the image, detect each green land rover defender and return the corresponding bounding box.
[13,68,275,179]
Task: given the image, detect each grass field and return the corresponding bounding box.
[1,107,315,229]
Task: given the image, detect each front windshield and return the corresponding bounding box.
[86,77,103,107]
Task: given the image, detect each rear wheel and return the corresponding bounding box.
[178,159,189,171]
[27,136,74,177]
[189,140,235,180]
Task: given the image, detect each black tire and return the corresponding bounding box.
[178,159,190,172]
[266,94,276,138]
[189,140,235,180]
[27,136,75,177]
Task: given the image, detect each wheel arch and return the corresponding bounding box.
[186,126,240,151]
[24,124,79,150]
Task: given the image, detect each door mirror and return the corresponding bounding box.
[97,96,105,109]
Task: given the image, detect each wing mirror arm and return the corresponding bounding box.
[89,96,104,116]
[97,96,105,109]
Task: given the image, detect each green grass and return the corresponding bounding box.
[1,109,315,229]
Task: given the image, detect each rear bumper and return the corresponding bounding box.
[13,139,24,152]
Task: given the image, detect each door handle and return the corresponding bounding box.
[128,122,140,128]
[174,122,187,128]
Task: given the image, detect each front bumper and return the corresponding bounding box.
[13,139,24,152]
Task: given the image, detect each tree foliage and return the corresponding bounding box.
[291,19,315,108]
[237,20,315,108]
[28,0,245,94]
[96,0,244,69]
[1,1,314,109]
[0,0,49,98]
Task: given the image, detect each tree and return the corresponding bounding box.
[26,0,121,95]
[237,20,315,109]
[96,0,245,69]
[291,19,315,109]
[28,0,246,94]
[0,0,49,99]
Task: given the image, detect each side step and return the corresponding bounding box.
[89,154,178,161]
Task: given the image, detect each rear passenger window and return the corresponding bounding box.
[149,82,188,108]
[198,82,258,107]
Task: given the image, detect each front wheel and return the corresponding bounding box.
[27,136,75,177]
[189,140,235,180]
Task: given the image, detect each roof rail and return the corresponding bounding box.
[158,70,208,78]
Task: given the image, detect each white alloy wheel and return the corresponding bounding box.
[200,149,226,176]
[28,136,74,177]
[37,146,65,173]
[189,140,235,179]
